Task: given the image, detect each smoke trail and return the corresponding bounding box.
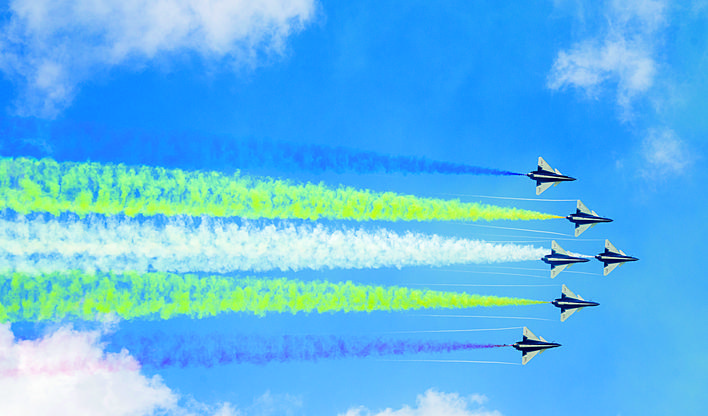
[0,157,560,221]
[0,359,139,377]
[0,214,548,273]
[2,124,523,176]
[383,359,519,365]
[0,271,547,322]
[439,194,576,202]
[194,139,523,176]
[388,327,522,334]
[460,223,571,236]
[412,314,552,321]
[111,332,508,368]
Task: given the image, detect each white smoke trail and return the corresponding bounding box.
[438,193,576,202]
[0,215,549,273]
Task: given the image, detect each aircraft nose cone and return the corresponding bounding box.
[580,258,590,263]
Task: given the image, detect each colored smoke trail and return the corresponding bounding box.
[0,271,546,322]
[4,127,523,176]
[0,359,139,377]
[112,333,508,368]
[0,324,142,379]
[187,139,523,176]
[236,140,524,175]
[0,214,548,273]
[0,157,560,221]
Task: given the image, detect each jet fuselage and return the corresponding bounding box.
[595,252,639,265]
[542,253,590,267]
[552,297,599,311]
[512,340,561,354]
[566,212,613,226]
[526,170,576,184]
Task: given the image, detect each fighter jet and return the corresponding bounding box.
[512,327,561,365]
[542,240,590,278]
[527,156,576,195]
[566,200,613,237]
[552,284,599,322]
[595,239,639,276]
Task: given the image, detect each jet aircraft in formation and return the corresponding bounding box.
[540,239,637,277]
[542,240,590,278]
[566,200,613,236]
[513,157,640,364]
[512,327,561,365]
[527,157,576,195]
[595,239,639,276]
[551,284,599,322]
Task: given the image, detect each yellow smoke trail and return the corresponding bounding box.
[0,157,560,221]
[0,271,547,322]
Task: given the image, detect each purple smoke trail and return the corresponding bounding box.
[111,333,509,368]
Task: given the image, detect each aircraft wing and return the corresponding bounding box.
[574,223,593,237]
[576,200,591,214]
[561,284,576,298]
[538,157,553,172]
[536,181,554,195]
[522,350,541,365]
[551,240,567,255]
[605,239,618,253]
[603,262,620,276]
[523,327,539,341]
[550,263,568,278]
[607,240,628,256]
[560,308,579,322]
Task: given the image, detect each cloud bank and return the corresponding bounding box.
[0,323,176,416]
[0,0,317,117]
[0,323,297,416]
[340,389,503,416]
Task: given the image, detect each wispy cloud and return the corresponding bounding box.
[0,0,317,117]
[548,1,699,182]
[547,0,667,118]
[640,127,694,178]
[339,389,503,416]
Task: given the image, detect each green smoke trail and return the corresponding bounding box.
[0,157,561,221]
[0,271,546,322]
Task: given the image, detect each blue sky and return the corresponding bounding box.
[0,0,706,415]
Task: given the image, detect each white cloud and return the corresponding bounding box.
[0,323,297,416]
[640,127,693,177]
[339,389,503,416]
[245,391,303,416]
[547,0,667,117]
[0,0,317,117]
[0,323,177,416]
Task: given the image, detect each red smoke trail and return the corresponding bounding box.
[0,359,140,377]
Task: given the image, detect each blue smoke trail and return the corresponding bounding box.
[110,333,508,368]
[1,122,522,176]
